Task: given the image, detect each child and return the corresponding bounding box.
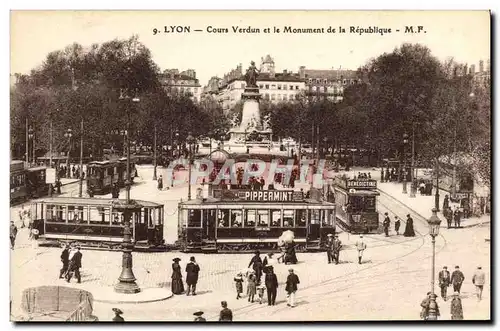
[234,272,244,300]
[247,271,257,303]
[256,284,266,304]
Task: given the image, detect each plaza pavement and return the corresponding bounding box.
[9,164,490,321]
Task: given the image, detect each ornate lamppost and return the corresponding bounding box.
[114,88,141,294]
[402,133,409,194]
[186,132,195,201]
[64,129,73,178]
[28,127,34,166]
[426,208,442,320]
[410,124,417,198]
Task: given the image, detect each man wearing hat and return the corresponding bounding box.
[193,311,206,322]
[355,235,367,264]
[472,266,486,301]
[325,234,335,264]
[451,266,465,294]
[264,265,278,306]
[186,256,200,296]
[248,251,263,284]
[219,301,233,321]
[66,245,82,283]
[112,308,124,322]
[285,268,300,308]
[438,266,451,301]
[332,235,342,264]
[383,212,391,237]
[59,243,70,279]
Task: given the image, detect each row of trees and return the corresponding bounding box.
[10,35,230,159]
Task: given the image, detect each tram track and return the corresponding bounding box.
[207,189,448,320]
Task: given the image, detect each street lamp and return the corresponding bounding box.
[402,133,409,194]
[28,127,34,165]
[410,124,416,198]
[114,87,141,294]
[186,132,195,201]
[153,124,158,181]
[64,129,73,178]
[426,208,442,320]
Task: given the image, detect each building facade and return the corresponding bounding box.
[301,67,361,103]
[160,69,202,102]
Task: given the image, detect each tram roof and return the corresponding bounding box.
[27,166,47,172]
[31,197,162,208]
[346,190,380,196]
[179,197,335,206]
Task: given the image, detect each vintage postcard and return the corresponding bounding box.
[9,10,491,322]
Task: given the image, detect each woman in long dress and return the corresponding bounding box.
[171,258,185,294]
[450,292,463,320]
[247,272,257,303]
[403,214,416,237]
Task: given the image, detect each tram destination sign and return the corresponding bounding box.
[346,179,377,189]
[213,189,304,202]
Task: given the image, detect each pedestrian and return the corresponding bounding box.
[157,175,163,191]
[332,234,342,264]
[112,308,124,322]
[285,268,300,308]
[394,216,401,235]
[451,266,465,293]
[446,207,453,228]
[420,292,431,320]
[256,284,266,304]
[383,213,390,237]
[248,251,263,284]
[9,221,17,250]
[247,271,257,303]
[472,266,486,301]
[30,228,40,249]
[454,208,461,228]
[325,233,335,264]
[185,256,200,296]
[450,292,463,320]
[438,266,451,301]
[355,235,367,264]
[66,246,82,283]
[234,272,244,300]
[193,311,206,322]
[403,214,416,237]
[262,252,276,273]
[59,243,70,279]
[171,257,185,294]
[264,266,278,306]
[219,301,233,322]
[443,194,449,211]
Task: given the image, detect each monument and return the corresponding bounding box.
[228,61,272,143]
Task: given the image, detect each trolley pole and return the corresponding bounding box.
[410,124,416,198]
[78,118,84,197]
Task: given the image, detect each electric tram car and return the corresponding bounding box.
[178,187,336,253]
[86,158,137,195]
[30,197,165,251]
[333,176,380,233]
[10,160,49,204]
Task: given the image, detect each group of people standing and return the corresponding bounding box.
[382,213,416,237]
[59,243,83,283]
[171,256,201,296]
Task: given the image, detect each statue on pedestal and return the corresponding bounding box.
[245,61,260,88]
[263,114,271,130]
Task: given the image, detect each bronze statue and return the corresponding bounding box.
[245,61,260,88]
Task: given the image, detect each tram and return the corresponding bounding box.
[86,158,137,195]
[10,160,49,204]
[178,187,336,253]
[333,176,380,234]
[30,197,165,251]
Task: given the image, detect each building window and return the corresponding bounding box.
[343,80,347,85]
[295,85,300,90]
[295,94,300,100]
[316,79,320,84]
[283,94,288,101]
[241,83,245,89]
[265,93,270,100]
[283,85,287,90]
[271,94,276,100]
[277,94,282,100]
[259,84,264,89]
[312,86,317,92]
[324,79,328,84]
[265,84,270,89]
[271,84,276,89]
[289,85,293,90]
[278,84,282,90]
[194,88,198,93]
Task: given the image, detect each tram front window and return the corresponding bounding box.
[309,210,320,224]
[245,210,256,227]
[364,196,376,212]
[296,210,306,227]
[270,210,281,227]
[188,210,202,227]
[283,210,294,227]
[231,210,243,227]
[257,210,269,227]
[218,209,230,227]
[322,210,334,227]
[349,196,364,212]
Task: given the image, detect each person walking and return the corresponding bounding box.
[264,266,278,306]
[355,235,367,264]
[420,292,431,320]
[443,194,450,211]
[394,216,401,235]
[185,256,200,296]
[383,213,391,237]
[157,175,163,191]
[446,207,453,228]
[451,266,465,294]
[472,266,486,301]
[285,268,300,308]
[248,251,263,284]
[171,257,185,294]
[59,243,70,279]
[9,221,17,250]
[438,266,451,301]
[332,235,342,264]
[112,308,125,322]
[219,301,233,322]
[247,271,257,303]
[193,311,206,322]
[403,214,416,237]
[454,207,461,228]
[234,272,244,300]
[325,233,335,264]
[450,292,463,320]
[66,246,82,283]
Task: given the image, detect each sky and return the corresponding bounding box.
[10,11,491,86]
